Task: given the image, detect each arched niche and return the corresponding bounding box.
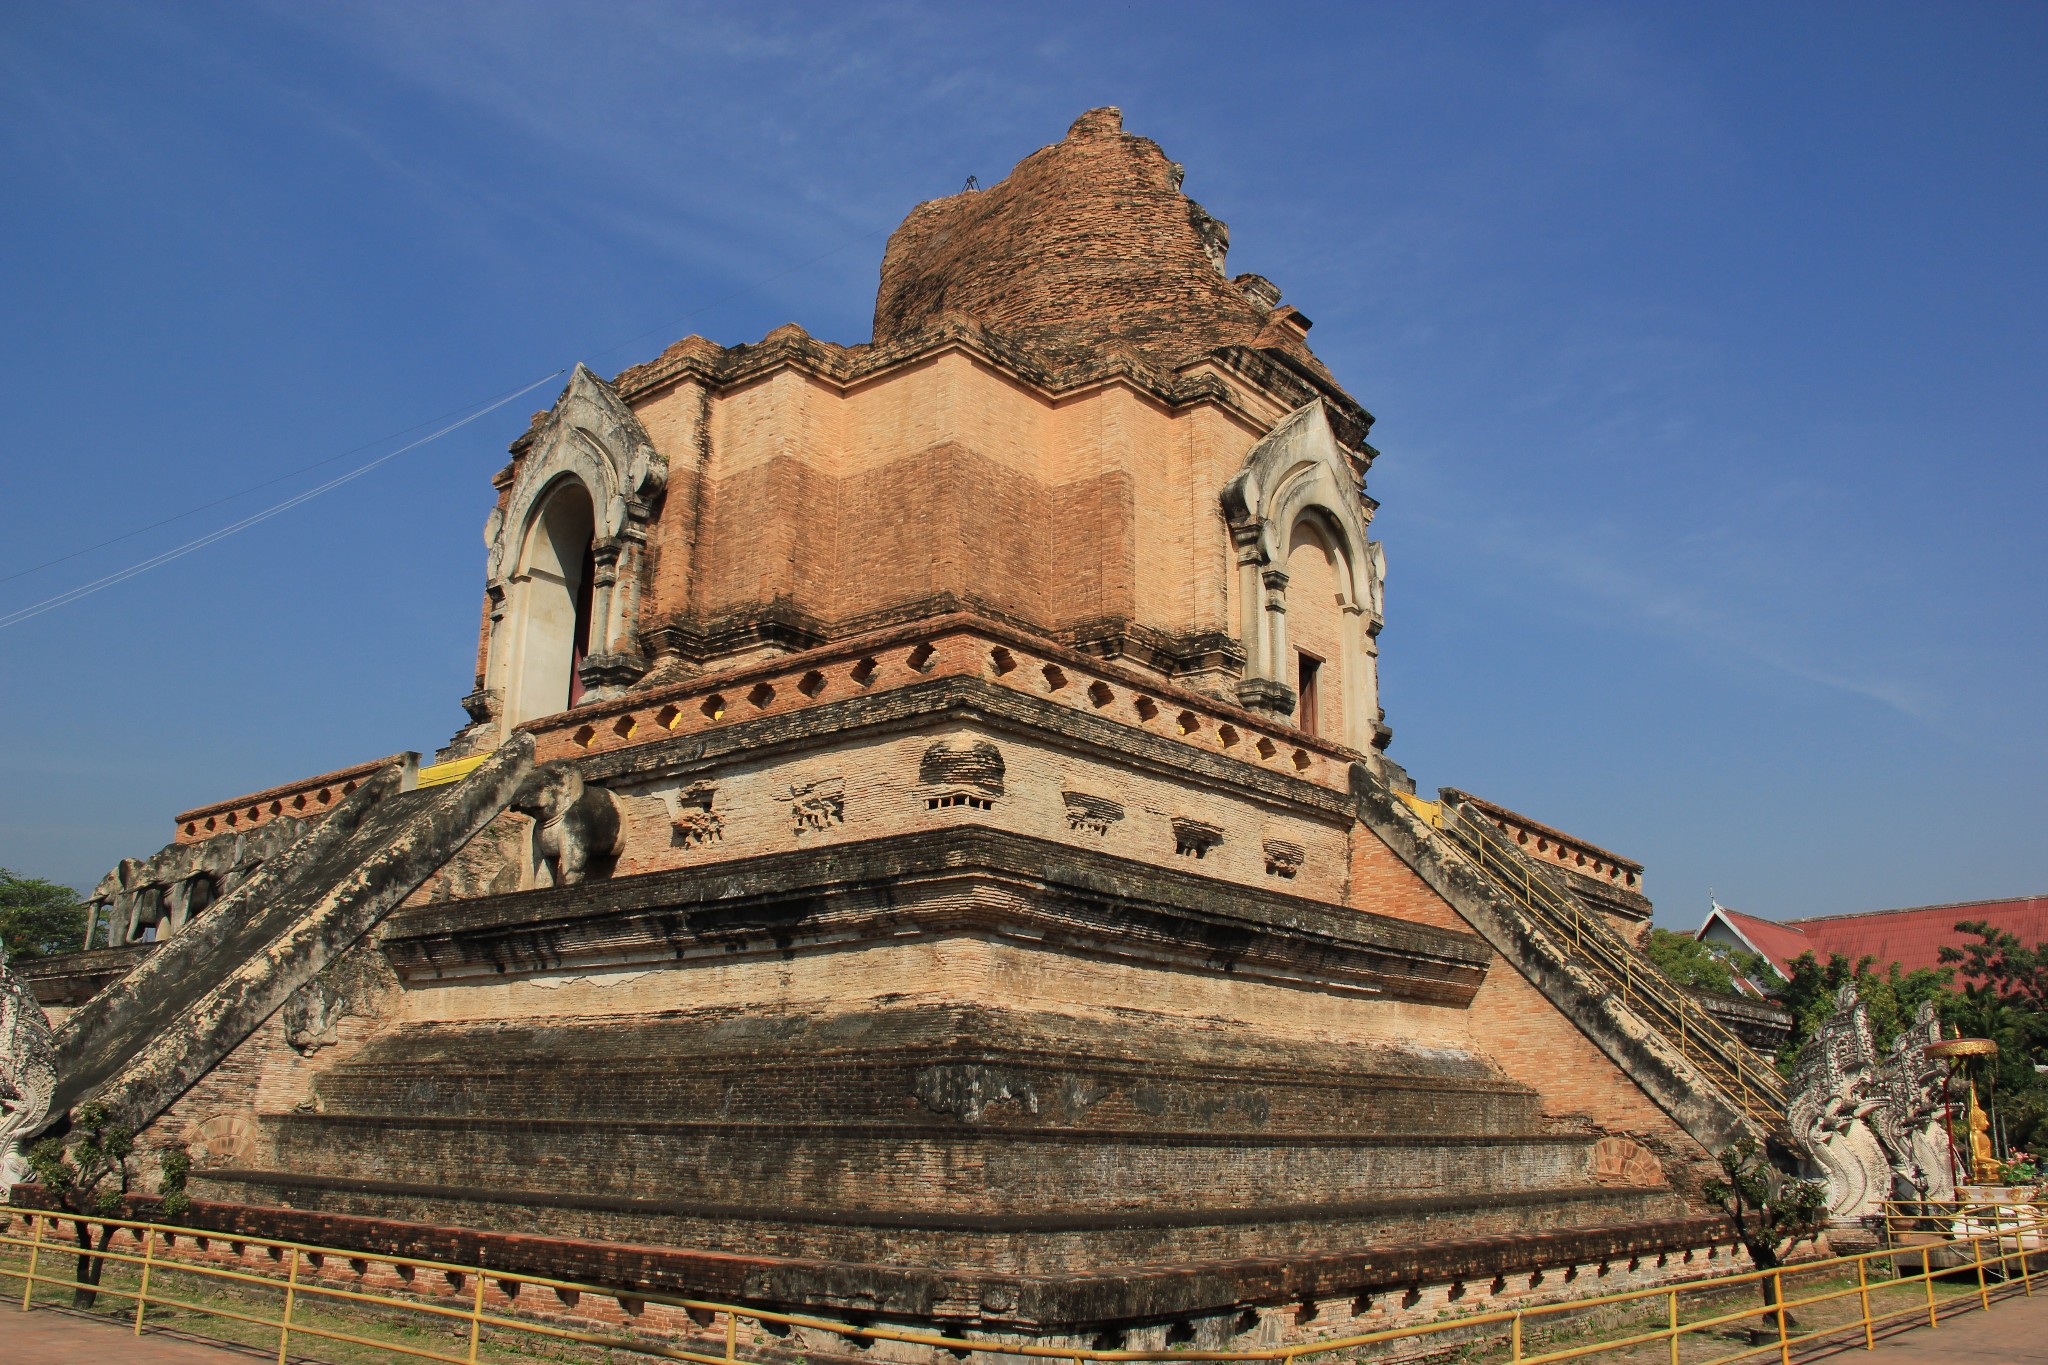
[502,477,597,726]
[472,365,668,735]
[1284,512,1350,739]
[1220,400,1389,754]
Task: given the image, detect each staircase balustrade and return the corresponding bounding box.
[1432,797,1786,1131]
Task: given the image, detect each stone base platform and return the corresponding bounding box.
[18,1192,1742,1343]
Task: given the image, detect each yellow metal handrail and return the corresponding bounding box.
[4,1203,2044,1365]
[1435,800,1787,1127]
[1884,1196,2048,1235]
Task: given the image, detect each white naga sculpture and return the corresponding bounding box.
[1869,1001,1957,1205]
[1788,985,1954,1218]
[0,942,58,1198]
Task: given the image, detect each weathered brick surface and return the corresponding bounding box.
[643,351,1260,680]
[150,943,402,1172]
[1461,960,1705,1182]
[1346,812,1474,933]
[191,1172,1682,1282]
[17,944,152,1021]
[173,753,411,845]
[382,826,1489,1010]
[874,110,1338,396]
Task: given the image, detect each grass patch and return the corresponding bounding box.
[0,1242,674,1364]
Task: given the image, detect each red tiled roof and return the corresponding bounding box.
[1703,907,1815,975]
[1701,895,2048,978]
[1787,895,2048,976]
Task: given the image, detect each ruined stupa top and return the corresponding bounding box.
[874,108,1351,403]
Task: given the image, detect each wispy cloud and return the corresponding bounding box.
[1510,523,1935,720]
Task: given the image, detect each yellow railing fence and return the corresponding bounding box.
[4,1203,2046,1365]
[1883,1195,2048,1246]
[1434,799,1788,1128]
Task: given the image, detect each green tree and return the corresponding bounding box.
[1701,1135,1829,1333]
[0,868,87,961]
[1774,951,1952,1072]
[1644,927,1776,996]
[1939,922,2048,1153]
[24,1104,188,1309]
[1940,920,2048,1011]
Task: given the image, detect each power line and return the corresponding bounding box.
[0,219,890,631]
[0,371,563,633]
[0,388,576,588]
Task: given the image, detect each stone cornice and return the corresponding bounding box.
[562,673,1357,817]
[616,318,1253,425]
[517,612,1375,793]
[379,825,1492,1008]
[603,315,1374,462]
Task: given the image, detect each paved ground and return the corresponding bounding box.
[8,1292,2048,1363]
[1797,1283,2048,1361]
[7,1305,269,1361]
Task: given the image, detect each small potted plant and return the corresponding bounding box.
[1998,1150,2042,1200]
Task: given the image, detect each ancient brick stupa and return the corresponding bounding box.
[13,110,1786,1349]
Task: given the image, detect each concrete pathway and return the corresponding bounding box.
[1800,1283,2048,1361]
[6,1305,276,1363]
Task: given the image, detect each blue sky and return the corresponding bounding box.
[1,2,2042,924]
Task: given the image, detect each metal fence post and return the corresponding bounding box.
[277,1247,299,1365]
[134,1227,156,1335]
[466,1270,486,1364]
[1976,1231,1992,1311]
[1667,1287,1679,1365]
[1511,1307,1523,1362]
[17,1219,45,1309]
[19,1212,43,1311]
[1857,1255,1873,1350]
[725,1308,738,1364]
[1925,1247,1938,1327]
[1774,1270,1791,1365]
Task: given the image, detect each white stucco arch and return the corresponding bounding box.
[1220,401,1387,753]
[472,364,668,736]
[499,476,596,726]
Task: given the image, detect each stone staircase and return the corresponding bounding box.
[43,737,534,1134]
[1351,767,1786,1154]
[1433,792,1786,1128]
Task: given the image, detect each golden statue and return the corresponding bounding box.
[1966,1081,2000,1184]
